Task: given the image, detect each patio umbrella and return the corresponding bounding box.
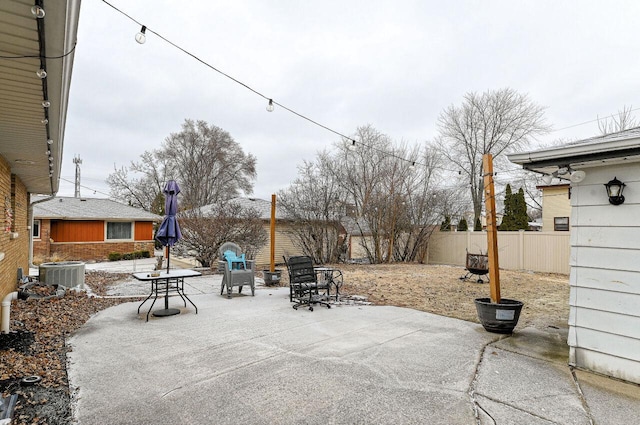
[153,180,183,317]
[156,180,183,273]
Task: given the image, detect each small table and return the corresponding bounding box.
[133,270,201,321]
[314,267,343,301]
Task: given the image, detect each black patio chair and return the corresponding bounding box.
[283,255,331,311]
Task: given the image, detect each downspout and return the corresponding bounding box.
[29,195,55,267]
[1,291,18,333]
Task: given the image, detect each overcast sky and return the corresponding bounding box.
[59,0,640,199]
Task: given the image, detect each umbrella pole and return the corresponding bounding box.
[165,248,170,309]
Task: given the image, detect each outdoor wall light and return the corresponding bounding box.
[569,170,586,183]
[541,174,553,185]
[135,26,147,44]
[266,99,274,112]
[31,5,45,18]
[604,177,626,205]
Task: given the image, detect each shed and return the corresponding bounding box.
[508,127,640,384]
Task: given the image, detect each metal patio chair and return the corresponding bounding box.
[283,255,331,311]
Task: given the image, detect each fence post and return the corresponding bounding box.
[519,230,525,270]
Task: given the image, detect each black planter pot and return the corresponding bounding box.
[474,298,524,334]
[263,269,282,285]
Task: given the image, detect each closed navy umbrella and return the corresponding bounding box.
[153,180,183,317]
[156,180,182,272]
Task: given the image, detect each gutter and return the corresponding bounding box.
[508,137,640,166]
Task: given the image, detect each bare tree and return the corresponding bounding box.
[598,105,638,135]
[435,88,549,225]
[106,151,171,214]
[278,157,347,264]
[108,119,257,211]
[332,126,446,263]
[178,201,267,267]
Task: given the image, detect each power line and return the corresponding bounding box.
[59,177,111,197]
[551,106,640,133]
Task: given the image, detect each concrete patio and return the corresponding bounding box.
[65,260,640,424]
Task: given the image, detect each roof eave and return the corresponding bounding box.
[508,137,640,173]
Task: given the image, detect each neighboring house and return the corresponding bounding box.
[33,196,161,261]
[198,197,302,267]
[537,183,571,232]
[341,216,371,261]
[509,127,640,384]
[0,2,80,302]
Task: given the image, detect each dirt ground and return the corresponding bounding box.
[282,263,570,332]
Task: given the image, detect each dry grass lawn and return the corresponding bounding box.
[284,263,570,332]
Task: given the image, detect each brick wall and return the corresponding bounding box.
[49,241,155,261]
[0,158,29,301]
[33,218,51,259]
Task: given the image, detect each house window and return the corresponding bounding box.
[32,220,40,239]
[106,222,133,240]
[554,217,569,231]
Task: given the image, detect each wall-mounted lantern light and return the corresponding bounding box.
[604,177,626,205]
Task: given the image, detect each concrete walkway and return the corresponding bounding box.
[66,260,640,425]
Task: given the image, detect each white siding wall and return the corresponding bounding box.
[568,163,640,384]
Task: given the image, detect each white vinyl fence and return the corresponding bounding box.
[427,230,570,274]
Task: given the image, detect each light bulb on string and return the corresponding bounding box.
[36,69,47,79]
[31,5,45,18]
[41,118,48,125]
[47,139,53,145]
[135,26,147,44]
[42,100,50,108]
[266,99,274,112]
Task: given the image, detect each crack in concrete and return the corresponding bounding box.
[570,367,595,425]
[468,340,497,425]
[469,334,573,425]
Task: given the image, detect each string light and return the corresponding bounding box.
[42,100,50,108]
[47,139,53,145]
[41,118,48,124]
[135,25,147,44]
[31,5,45,18]
[101,0,618,177]
[36,69,47,79]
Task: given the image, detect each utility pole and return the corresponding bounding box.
[73,155,82,198]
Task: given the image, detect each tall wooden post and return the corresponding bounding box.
[482,153,501,303]
[270,194,276,272]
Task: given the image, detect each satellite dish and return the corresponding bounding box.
[570,170,586,183]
